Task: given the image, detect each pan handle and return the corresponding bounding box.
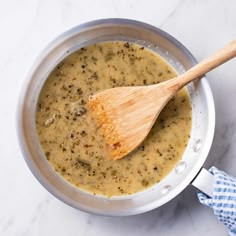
[191,168,214,198]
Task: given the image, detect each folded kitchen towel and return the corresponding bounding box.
[198,167,236,236]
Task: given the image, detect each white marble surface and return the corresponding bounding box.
[1,0,236,235]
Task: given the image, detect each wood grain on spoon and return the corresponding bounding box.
[88,40,236,160]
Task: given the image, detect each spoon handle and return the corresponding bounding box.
[168,40,236,90]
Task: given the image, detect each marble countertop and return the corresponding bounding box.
[1,0,236,235]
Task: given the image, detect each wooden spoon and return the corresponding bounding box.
[88,40,236,160]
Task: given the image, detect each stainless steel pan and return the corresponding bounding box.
[17,19,215,216]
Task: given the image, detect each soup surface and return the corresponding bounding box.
[36,41,192,196]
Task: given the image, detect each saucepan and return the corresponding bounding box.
[17,18,215,216]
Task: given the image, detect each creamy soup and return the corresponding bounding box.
[36,41,192,196]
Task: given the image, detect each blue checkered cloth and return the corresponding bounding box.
[198,167,236,236]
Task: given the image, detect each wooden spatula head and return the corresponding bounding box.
[88,84,174,160]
